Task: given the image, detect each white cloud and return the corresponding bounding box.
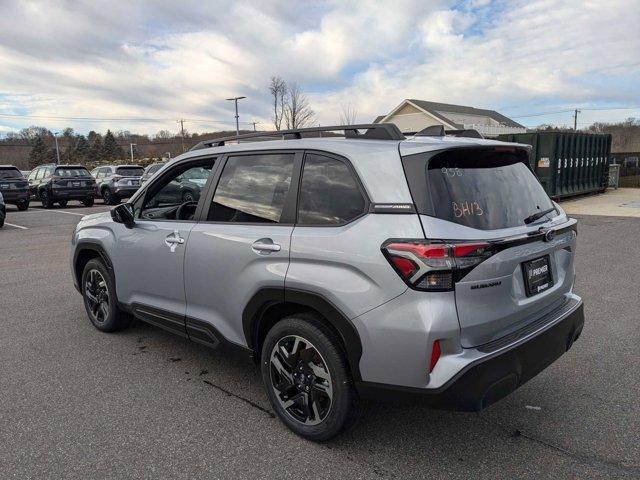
[0,0,638,134]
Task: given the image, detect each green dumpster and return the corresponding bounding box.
[496,132,612,199]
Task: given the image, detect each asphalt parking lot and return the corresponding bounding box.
[0,201,639,479]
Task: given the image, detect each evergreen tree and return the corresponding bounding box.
[28,136,51,169]
[87,131,103,162]
[73,135,90,164]
[102,130,124,161]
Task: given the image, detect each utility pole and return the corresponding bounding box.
[226,96,246,138]
[573,109,581,131]
[53,133,61,165]
[251,122,258,132]
[130,143,136,163]
[179,119,186,152]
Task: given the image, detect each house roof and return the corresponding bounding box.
[374,99,525,129]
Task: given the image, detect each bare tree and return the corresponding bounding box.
[339,102,358,125]
[269,76,287,131]
[283,82,315,129]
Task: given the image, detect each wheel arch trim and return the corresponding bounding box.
[242,288,364,381]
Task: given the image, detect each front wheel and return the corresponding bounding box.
[81,258,132,332]
[82,197,95,207]
[261,314,356,441]
[102,188,119,205]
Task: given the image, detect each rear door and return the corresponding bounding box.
[184,151,300,347]
[401,145,577,348]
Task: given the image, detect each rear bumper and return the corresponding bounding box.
[0,190,29,203]
[52,188,96,200]
[356,298,584,411]
[113,186,139,198]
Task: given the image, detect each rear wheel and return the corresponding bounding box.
[82,197,95,207]
[261,314,355,441]
[58,200,68,208]
[17,200,29,211]
[40,190,53,209]
[102,188,119,205]
[182,190,195,202]
[81,258,131,332]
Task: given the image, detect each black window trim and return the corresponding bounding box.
[196,149,304,226]
[294,149,370,228]
[132,154,219,224]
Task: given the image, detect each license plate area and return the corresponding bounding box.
[0,184,8,189]
[522,255,553,297]
[72,181,81,187]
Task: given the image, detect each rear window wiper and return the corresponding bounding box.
[524,207,556,225]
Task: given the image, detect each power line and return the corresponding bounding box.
[509,106,640,119]
[0,112,253,124]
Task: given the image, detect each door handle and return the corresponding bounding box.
[164,230,185,253]
[252,238,281,254]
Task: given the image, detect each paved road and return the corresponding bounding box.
[1,203,638,479]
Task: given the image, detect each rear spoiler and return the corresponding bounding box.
[411,125,484,139]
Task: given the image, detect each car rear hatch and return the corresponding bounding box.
[115,166,143,187]
[0,167,29,194]
[397,144,577,348]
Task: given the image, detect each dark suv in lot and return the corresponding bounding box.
[28,164,96,208]
[91,165,143,205]
[0,165,30,210]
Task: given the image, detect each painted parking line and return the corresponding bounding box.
[4,222,28,230]
[55,210,87,217]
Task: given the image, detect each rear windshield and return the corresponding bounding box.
[403,148,555,230]
[55,168,90,177]
[0,167,23,178]
[116,167,144,176]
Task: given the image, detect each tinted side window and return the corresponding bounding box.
[297,154,366,225]
[208,153,294,224]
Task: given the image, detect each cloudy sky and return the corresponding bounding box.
[0,0,638,136]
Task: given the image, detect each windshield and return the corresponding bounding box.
[55,168,90,177]
[403,147,555,230]
[0,167,23,179]
[116,167,144,176]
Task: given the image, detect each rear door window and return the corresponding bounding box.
[55,167,90,177]
[207,153,295,224]
[403,148,555,230]
[297,153,366,225]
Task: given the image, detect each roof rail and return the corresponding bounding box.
[414,125,484,139]
[190,123,405,150]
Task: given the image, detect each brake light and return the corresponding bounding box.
[381,240,492,291]
[112,175,122,182]
[429,340,441,373]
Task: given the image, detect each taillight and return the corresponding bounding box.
[112,175,122,182]
[381,240,493,291]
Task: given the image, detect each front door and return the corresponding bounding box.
[184,151,300,347]
[113,158,216,336]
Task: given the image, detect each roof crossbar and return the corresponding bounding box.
[190,123,405,150]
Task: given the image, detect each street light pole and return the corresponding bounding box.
[226,96,246,138]
[130,143,136,163]
[53,133,61,165]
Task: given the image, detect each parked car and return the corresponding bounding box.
[21,170,30,178]
[0,165,30,210]
[71,124,584,441]
[0,191,5,228]
[91,165,144,205]
[27,164,96,208]
[140,162,166,184]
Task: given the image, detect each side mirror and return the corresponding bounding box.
[111,203,135,228]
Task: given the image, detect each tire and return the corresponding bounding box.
[182,190,195,202]
[261,313,356,441]
[102,188,119,205]
[58,200,68,208]
[81,258,132,332]
[82,198,95,207]
[17,200,29,211]
[40,190,53,209]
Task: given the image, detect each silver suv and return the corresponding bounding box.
[91,165,144,205]
[71,124,584,441]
